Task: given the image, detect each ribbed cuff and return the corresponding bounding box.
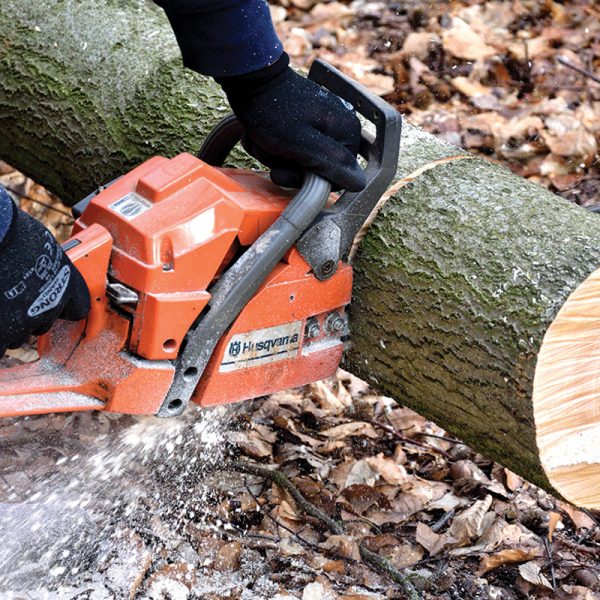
[0,187,16,246]
[215,52,289,96]
[157,0,284,77]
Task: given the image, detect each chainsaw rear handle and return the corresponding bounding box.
[198,59,402,280]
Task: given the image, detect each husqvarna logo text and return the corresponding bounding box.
[221,321,303,373]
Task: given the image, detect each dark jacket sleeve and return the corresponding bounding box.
[154,0,283,77]
[0,189,13,244]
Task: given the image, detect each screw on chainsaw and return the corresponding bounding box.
[305,317,320,339]
[325,312,347,334]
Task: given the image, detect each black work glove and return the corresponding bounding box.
[216,53,366,192]
[0,191,90,357]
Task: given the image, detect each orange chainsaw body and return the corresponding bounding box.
[0,153,351,417]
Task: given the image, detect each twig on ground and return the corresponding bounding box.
[543,537,557,590]
[557,56,600,85]
[370,420,453,460]
[413,432,461,444]
[431,509,456,533]
[243,481,322,551]
[556,536,600,558]
[343,517,383,536]
[2,184,74,220]
[228,460,422,600]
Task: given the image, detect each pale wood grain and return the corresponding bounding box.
[534,268,600,508]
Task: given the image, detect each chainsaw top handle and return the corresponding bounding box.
[199,58,402,281]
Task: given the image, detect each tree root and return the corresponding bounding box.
[228,460,422,600]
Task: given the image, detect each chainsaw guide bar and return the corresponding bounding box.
[0,60,401,418]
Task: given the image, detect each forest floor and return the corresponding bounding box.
[275,0,600,208]
[1,1,600,599]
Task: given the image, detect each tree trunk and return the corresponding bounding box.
[346,134,600,508]
[2,0,600,508]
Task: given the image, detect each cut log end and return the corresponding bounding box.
[534,267,600,509]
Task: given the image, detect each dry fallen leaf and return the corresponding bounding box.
[401,31,441,61]
[320,535,361,562]
[504,469,523,492]
[518,561,553,589]
[558,501,596,531]
[215,541,244,572]
[227,430,272,459]
[364,454,408,485]
[449,459,489,483]
[387,543,424,569]
[308,1,353,25]
[278,499,302,522]
[344,459,379,488]
[451,77,500,109]
[339,484,389,514]
[479,547,542,575]
[448,495,493,545]
[386,406,428,433]
[559,585,600,600]
[442,17,496,60]
[273,415,321,447]
[541,115,597,163]
[492,116,546,160]
[321,422,379,440]
[477,516,542,552]
[548,511,563,541]
[416,522,457,556]
[309,380,351,414]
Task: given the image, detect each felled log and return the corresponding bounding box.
[2,0,600,508]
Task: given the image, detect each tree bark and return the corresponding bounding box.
[0,0,247,204]
[2,0,600,508]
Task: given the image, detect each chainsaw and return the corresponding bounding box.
[0,60,401,419]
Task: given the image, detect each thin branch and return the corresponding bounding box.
[2,184,74,220]
[543,537,557,590]
[556,536,600,558]
[370,420,453,460]
[557,56,600,85]
[233,461,344,535]
[243,481,321,551]
[229,460,422,599]
[414,432,461,444]
[431,509,456,534]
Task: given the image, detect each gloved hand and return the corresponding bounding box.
[216,53,366,192]
[0,188,90,357]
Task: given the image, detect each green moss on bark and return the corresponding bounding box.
[0,0,237,203]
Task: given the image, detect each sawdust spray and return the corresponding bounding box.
[0,403,239,596]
